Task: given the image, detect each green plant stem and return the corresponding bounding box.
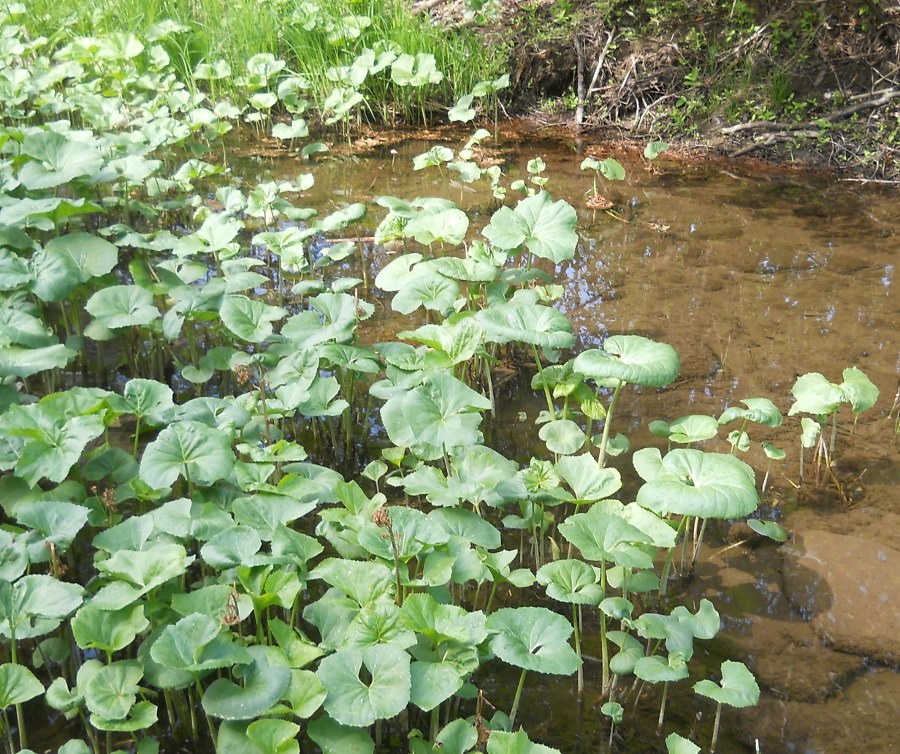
[690,517,710,570]
[659,515,689,596]
[133,415,141,458]
[829,410,837,459]
[600,558,610,693]
[532,344,555,417]
[484,579,499,614]
[196,679,217,748]
[388,522,403,607]
[572,602,583,696]
[710,701,722,753]
[1,707,14,754]
[509,668,528,728]
[657,681,669,734]
[430,706,440,742]
[8,630,27,752]
[597,380,624,467]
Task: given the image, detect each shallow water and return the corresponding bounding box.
[233,127,899,753]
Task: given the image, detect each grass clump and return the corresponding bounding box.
[23,0,505,125]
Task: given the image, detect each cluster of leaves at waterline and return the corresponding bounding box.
[21,0,502,127]
[0,128,774,754]
[0,13,784,754]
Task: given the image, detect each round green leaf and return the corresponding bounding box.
[72,603,148,654]
[573,335,680,387]
[536,560,603,604]
[0,663,43,707]
[788,372,843,416]
[693,660,760,708]
[539,419,585,455]
[476,301,574,350]
[82,660,143,720]
[747,519,788,542]
[634,448,759,519]
[85,285,160,330]
[666,733,701,754]
[139,420,235,488]
[202,649,291,720]
[483,191,578,263]
[486,606,580,675]
[555,453,622,502]
[219,295,287,343]
[317,645,412,727]
[634,655,688,683]
[718,398,783,428]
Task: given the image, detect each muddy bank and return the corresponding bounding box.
[420,0,900,181]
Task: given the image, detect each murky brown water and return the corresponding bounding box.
[237,127,899,754]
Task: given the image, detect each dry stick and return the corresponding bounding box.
[587,27,617,94]
[574,35,585,126]
[722,87,900,137]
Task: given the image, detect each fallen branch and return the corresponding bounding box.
[587,26,617,94]
[722,87,900,136]
[729,129,823,157]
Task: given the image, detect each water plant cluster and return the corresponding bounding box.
[0,7,881,754]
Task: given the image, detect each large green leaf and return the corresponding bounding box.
[536,560,603,604]
[483,191,578,263]
[106,378,174,424]
[404,208,469,246]
[718,398,783,428]
[486,606,580,675]
[85,285,160,330]
[81,659,143,721]
[486,730,561,754]
[0,344,77,378]
[381,373,491,459]
[71,603,149,654]
[13,414,105,487]
[219,295,287,343]
[202,648,291,720]
[555,454,622,502]
[634,655,688,683]
[18,131,104,189]
[16,500,89,553]
[94,543,191,606]
[43,233,118,282]
[139,420,235,488]
[538,419,585,455]
[309,558,394,607]
[693,660,760,708]
[651,414,719,444]
[307,717,374,754]
[788,372,844,416]
[476,301,574,350]
[150,614,252,676]
[390,267,460,315]
[0,663,43,707]
[574,335,680,387]
[0,575,84,640]
[839,366,879,413]
[633,448,759,518]
[317,645,412,727]
[558,505,655,568]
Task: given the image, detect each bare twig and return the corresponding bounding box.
[587,26,617,94]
